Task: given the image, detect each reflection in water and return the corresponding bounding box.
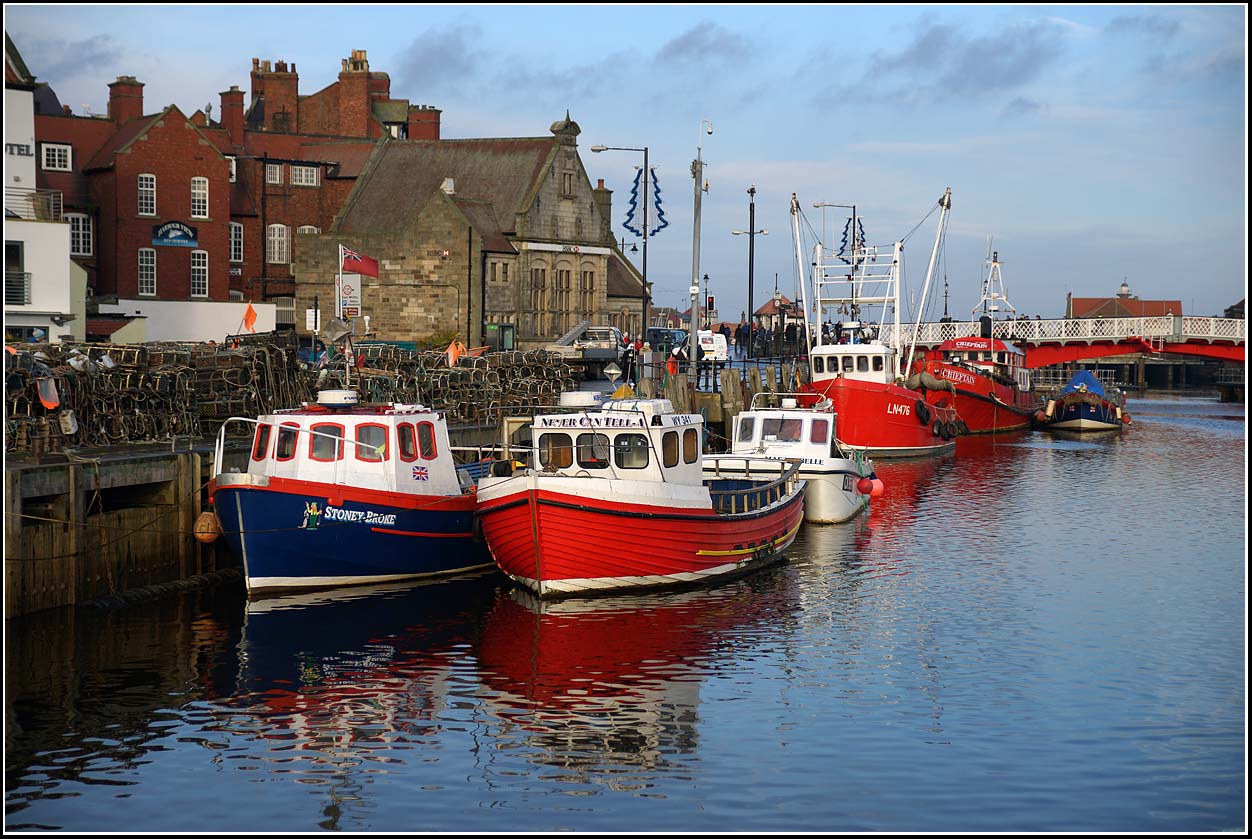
[472,571,802,787]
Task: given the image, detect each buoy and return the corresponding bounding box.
[1034,410,1047,424]
[1045,400,1055,418]
[194,511,222,544]
[870,478,885,497]
[1122,413,1132,425]
[856,477,874,495]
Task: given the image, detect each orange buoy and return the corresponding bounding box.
[194,511,222,543]
[870,478,885,497]
[856,477,874,495]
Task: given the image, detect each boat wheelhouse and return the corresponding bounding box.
[704,394,880,524]
[476,398,805,598]
[209,389,492,593]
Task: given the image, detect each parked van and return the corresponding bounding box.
[696,330,729,362]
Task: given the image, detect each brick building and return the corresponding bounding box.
[1066,282,1183,318]
[26,46,439,334]
[294,114,648,349]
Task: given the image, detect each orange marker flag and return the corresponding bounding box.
[243,303,258,333]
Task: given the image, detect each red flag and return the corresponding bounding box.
[243,303,257,333]
[341,245,379,277]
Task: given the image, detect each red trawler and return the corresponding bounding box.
[913,249,1043,433]
[791,189,964,456]
[475,398,805,598]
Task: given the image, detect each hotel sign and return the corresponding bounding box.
[152,222,198,247]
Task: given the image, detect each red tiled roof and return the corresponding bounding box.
[1069,296,1183,318]
[86,318,134,337]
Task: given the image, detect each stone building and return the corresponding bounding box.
[293,114,647,348]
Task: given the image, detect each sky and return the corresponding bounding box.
[4,4,1247,320]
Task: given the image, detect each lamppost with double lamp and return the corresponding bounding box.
[689,119,712,373]
[592,144,648,338]
[732,184,768,358]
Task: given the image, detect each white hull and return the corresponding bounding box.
[702,456,868,524]
[1048,417,1122,432]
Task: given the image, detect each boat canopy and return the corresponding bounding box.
[1059,370,1106,398]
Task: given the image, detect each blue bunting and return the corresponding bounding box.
[837,216,866,264]
[622,168,670,238]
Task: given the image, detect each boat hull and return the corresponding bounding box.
[211,474,492,593]
[804,377,958,457]
[477,477,805,597]
[1045,398,1124,432]
[702,456,869,523]
[920,361,1040,434]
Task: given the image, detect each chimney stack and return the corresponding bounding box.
[107,76,144,124]
[220,85,244,147]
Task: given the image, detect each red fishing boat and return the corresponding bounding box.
[476,398,805,598]
[791,190,964,456]
[912,249,1043,433]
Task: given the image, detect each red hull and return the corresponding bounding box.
[477,486,804,597]
[804,377,959,457]
[919,361,1040,434]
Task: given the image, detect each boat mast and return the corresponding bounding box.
[903,187,952,378]
[790,194,813,351]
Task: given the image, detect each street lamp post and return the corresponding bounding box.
[689,119,712,374]
[592,144,649,338]
[732,185,768,358]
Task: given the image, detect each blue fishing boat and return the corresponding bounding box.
[1036,370,1130,432]
[208,388,493,593]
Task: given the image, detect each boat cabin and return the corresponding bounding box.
[809,342,897,386]
[526,398,705,485]
[241,391,464,496]
[731,404,840,463]
[931,336,1031,391]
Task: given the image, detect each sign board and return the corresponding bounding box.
[305,309,322,332]
[338,272,361,318]
[152,221,198,247]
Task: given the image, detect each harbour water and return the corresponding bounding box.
[4,395,1245,832]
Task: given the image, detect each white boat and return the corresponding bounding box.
[703,394,882,524]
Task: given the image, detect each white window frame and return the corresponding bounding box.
[290,165,320,187]
[67,213,93,257]
[266,163,284,184]
[229,222,244,263]
[138,248,156,296]
[267,224,289,264]
[226,156,236,183]
[41,143,71,172]
[138,173,156,217]
[190,250,208,298]
[190,177,208,219]
[297,225,320,235]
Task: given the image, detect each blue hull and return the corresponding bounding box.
[1048,400,1122,431]
[214,485,493,592]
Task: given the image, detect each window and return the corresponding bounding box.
[138,174,156,216]
[614,434,650,469]
[416,421,437,460]
[309,423,344,461]
[810,419,829,445]
[67,214,93,256]
[138,248,156,296]
[763,418,803,442]
[683,428,699,463]
[41,143,71,171]
[230,223,244,262]
[538,432,573,469]
[562,171,574,194]
[355,424,388,462]
[576,433,610,469]
[251,424,272,461]
[397,423,418,462]
[191,177,208,219]
[873,356,884,372]
[267,224,288,263]
[812,357,824,374]
[290,166,320,187]
[190,251,208,297]
[297,225,320,235]
[226,156,236,183]
[857,355,869,372]
[266,163,283,184]
[662,431,680,468]
[737,416,755,443]
[275,423,300,460]
[842,356,854,372]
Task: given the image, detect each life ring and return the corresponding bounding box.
[915,400,931,426]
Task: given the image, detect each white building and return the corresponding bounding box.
[5,34,83,343]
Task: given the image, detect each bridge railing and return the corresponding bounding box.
[882,316,1245,348]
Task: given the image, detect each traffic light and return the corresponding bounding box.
[707,295,715,311]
